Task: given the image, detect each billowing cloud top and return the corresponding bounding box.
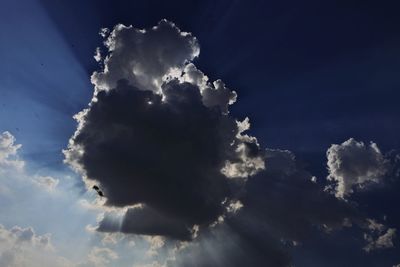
[91,19,199,93]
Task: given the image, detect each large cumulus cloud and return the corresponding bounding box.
[64,20,397,266]
[64,20,264,240]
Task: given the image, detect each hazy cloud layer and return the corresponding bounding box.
[0,224,69,267]
[77,247,119,267]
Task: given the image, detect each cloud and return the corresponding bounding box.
[91,20,199,93]
[75,246,118,267]
[134,262,163,267]
[0,131,24,172]
[364,228,396,252]
[98,205,195,241]
[238,148,363,242]
[326,138,389,198]
[63,20,398,266]
[167,222,291,267]
[0,131,61,195]
[180,63,237,114]
[221,118,265,178]
[0,224,71,267]
[0,225,52,249]
[94,47,102,63]
[155,148,389,267]
[162,148,396,267]
[64,20,264,239]
[363,219,396,252]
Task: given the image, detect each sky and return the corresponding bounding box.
[0,0,400,266]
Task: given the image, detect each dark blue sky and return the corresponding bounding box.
[1,0,400,266]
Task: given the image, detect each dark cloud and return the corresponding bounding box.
[168,221,292,267]
[91,19,199,93]
[64,20,266,240]
[164,148,374,267]
[240,149,362,242]
[65,77,263,239]
[98,205,194,241]
[64,20,397,266]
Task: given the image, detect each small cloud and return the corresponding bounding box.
[0,131,24,172]
[94,47,102,62]
[363,218,396,252]
[326,138,388,198]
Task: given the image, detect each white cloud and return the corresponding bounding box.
[75,246,119,267]
[181,63,237,114]
[94,47,102,62]
[91,20,199,93]
[326,138,388,198]
[0,224,72,267]
[226,200,243,214]
[143,236,165,258]
[0,131,61,195]
[133,262,164,267]
[221,118,265,178]
[0,131,24,172]
[87,247,118,267]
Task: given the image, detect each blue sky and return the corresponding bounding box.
[1,0,400,266]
